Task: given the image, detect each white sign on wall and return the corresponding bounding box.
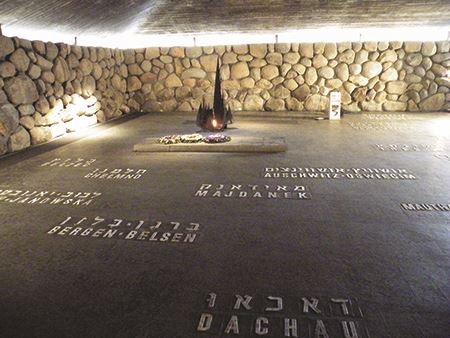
[329,92,341,120]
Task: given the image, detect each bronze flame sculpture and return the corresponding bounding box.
[196,57,233,132]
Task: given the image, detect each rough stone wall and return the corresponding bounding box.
[137,42,449,114]
[0,35,139,156]
[1,36,450,157]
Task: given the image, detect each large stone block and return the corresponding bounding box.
[419,93,445,111]
[81,76,96,97]
[123,49,136,64]
[275,43,291,53]
[165,73,182,88]
[383,101,407,111]
[380,68,398,81]
[181,68,207,79]
[305,94,328,111]
[36,55,53,71]
[184,47,201,59]
[312,54,327,68]
[249,44,267,58]
[386,81,407,94]
[0,61,16,78]
[264,98,285,111]
[28,64,41,79]
[431,64,447,77]
[421,42,437,56]
[243,94,264,110]
[305,68,318,86]
[0,90,8,106]
[337,49,355,64]
[19,116,35,130]
[361,101,382,111]
[299,43,313,58]
[9,48,30,72]
[221,80,240,90]
[404,42,422,53]
[80,59,93,75]
[335,63,349,82]
[379,50,398,63]
[8,126,30,152]
[18,104,35,116]
[354,50,369,64]
[283,52,300,64]
[45,42,58,61]
[361,61,382,78]
[0,36,15,60]
[272,85,290,99]
[266,52,283,66]
[53,56,71,83]
[169,47,185,58]
[318,66,334,79]
[292,84,310,101]
[233,45,248,55]
[230,62,250,80]
[222,52,238,64]
[200,55,218,72]
[30,126,52,144]
[261,65,279,80]
[241,77,255,89]
[4,75,39,105]
[323,43,338,59]
[349,74,369,86]
[0,104,19,138]
[286,97,303,111]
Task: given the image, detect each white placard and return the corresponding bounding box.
[329,92,341,120]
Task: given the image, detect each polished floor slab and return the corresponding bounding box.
[0,112,449,337]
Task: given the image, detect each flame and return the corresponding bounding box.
[212,119,218,129]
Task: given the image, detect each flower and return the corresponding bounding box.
[158,135,181,144]
[203,134,231,143]
[158,133,232,144]
[180,133,204,143]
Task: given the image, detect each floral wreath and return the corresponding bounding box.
[158,133,231,144]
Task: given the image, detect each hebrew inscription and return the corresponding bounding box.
[264,168,416,180]
[374,144,444,152]
[434,154,450,162]
[196,293,368,337]
[41,158,97,167]
[362,114,411,120]
[47,216,201,244]
[401,203,450,212]
[348,122,407,131]
[0,189,101,206]
[40,158,149,181]
[194,184,311,200]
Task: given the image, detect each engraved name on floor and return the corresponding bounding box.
[196,293,368,337]
[47,216,200,244]
[264,168,417,180]
[361,114,414,120]
[40,158,148,180]
[434,154,450,162]
[373,144,445,152]
[401,203,450,212]
[194,184,311,200]
[347,121,409,131]
[0,189,102,206]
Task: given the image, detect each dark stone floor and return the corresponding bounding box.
[0,112,449,338]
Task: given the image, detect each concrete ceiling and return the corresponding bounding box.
[1,0,449,45]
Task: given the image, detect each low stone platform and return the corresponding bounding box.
[133,136,287,153]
